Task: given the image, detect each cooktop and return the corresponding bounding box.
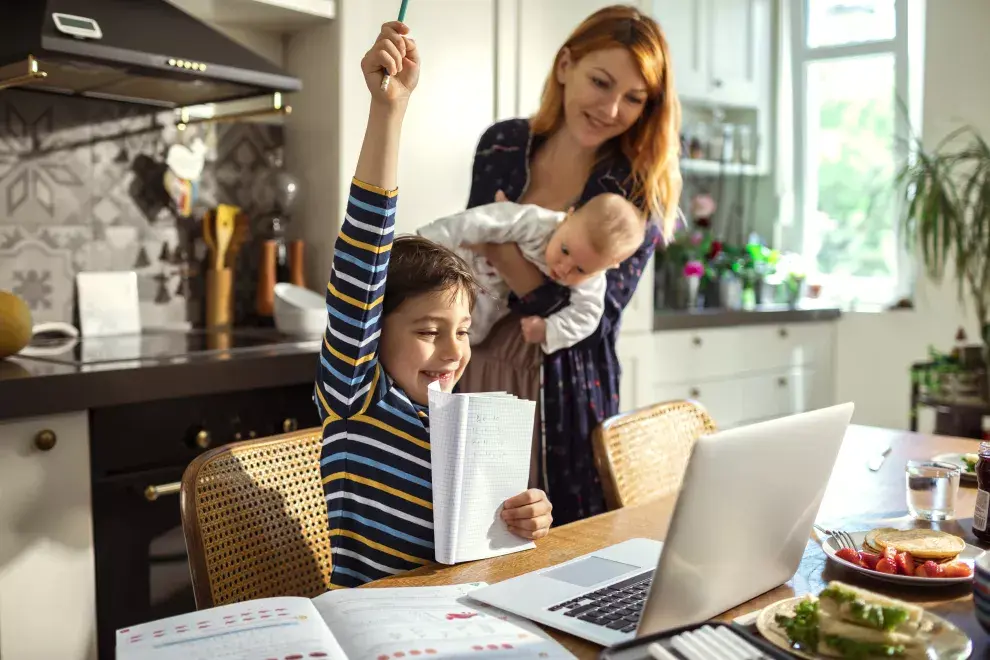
[16,328,320,367]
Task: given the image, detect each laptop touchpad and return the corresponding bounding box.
[543,556,639,588]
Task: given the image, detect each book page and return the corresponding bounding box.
[428,384,536,564]
[116,597,346,660]
[454,395,537,562]
[313,583,574,659]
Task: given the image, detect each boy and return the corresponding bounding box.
[315,21,554,589]
[418,192,645,354]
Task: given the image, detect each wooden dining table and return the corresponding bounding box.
[366,424,988,657]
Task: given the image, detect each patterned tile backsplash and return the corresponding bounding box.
[0,89,285,328]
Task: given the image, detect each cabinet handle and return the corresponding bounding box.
[778,376,788,387]
[689,387,701,398]
[778,327,789,339]
[282,418,298,433]
[692,336,703,347]
[34,429,57,451]
[144,482,181,501]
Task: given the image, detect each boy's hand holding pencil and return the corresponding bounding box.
[361,21,419,106]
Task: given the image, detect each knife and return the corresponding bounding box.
[867,446,892,471]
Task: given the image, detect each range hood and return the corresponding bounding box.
[0,0,302,108]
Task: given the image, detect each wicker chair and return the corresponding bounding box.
[179,428,334,609]
[592,400,717,510]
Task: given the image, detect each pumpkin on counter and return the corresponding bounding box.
[0,290,32,359]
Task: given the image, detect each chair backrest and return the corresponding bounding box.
[592,400,717,510]
[180,428,333,609]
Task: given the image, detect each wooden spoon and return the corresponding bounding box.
[214,204,238,270]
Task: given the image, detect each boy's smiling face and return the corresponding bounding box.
[378,286,473,406]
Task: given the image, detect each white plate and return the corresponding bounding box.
[757,595,972,660]
[932,452,978,483]
[821,531,984,586]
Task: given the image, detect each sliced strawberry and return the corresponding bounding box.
[923,560,946,578]
[859,552,881,570]
[875,558,897,574]
[895,552,915,576]
[942,562,973,578]
[915,564,929,577]
[884,544,898,564]
[836,547,863,566]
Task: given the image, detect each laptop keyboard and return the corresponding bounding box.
[546,570,653,633]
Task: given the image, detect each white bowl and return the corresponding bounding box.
[274,306,326,337]
[274,283,324,311]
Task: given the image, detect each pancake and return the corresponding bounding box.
[863,527,898,553]
[872,528,965,560]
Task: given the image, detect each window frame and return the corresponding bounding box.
[786,0,918,309]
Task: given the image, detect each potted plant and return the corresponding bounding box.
[895,126,990,369]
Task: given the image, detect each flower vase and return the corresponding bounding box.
[686,275,700,308]
[720,273,743,310]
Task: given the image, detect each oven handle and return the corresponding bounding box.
[144,482,181,501]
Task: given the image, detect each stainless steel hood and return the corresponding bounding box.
[0,0,302,108]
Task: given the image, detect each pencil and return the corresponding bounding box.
[380,0,411,92]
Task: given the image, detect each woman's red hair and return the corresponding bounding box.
[530,4,682,238]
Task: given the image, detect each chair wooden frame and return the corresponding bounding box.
[592,400,717,510]
[180,428,333,609]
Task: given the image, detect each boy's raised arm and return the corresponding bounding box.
[315,22,419,422]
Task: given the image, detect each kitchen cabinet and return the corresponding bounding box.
[0,411,96,660]
[617,322,838,429]
[651,0,771,109]
[169,0,335,30]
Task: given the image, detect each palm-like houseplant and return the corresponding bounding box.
[896,126,990,357]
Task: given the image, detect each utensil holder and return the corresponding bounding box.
[206,268,233,329]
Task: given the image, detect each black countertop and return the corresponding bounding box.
[654,304,841,331]
[0,331,321,421]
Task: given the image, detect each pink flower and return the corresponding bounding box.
[689,231,704,246]
[683,260,705,278]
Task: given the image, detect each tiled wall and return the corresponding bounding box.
[0,89,284,328]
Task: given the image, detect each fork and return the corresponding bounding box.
[814,524,858,551]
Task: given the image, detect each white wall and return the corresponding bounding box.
[834,0,990,430]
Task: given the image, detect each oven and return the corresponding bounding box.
[89,383,320,660]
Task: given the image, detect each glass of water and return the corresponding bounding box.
[905,460,961,521]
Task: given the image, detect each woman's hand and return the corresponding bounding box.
[520,316,547,344]
[361,21,419,105]
[501,489,553,540]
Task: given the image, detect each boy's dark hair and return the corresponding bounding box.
[383,236,481,317]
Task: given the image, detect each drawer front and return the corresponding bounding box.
[651,379,745,429]
[653,327,742,384]
[90,383,320,476]
[654,322,836,385]
[738,322,835,371]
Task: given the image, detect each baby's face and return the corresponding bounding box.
[544,210,613,286]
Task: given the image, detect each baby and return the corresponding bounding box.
[417,193,645,353]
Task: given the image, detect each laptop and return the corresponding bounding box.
[468,403,855,647]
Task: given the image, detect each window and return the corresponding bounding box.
[787,0,920,308]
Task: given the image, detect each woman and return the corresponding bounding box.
[459,5,682,525]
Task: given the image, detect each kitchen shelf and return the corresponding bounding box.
[681,159,760,176]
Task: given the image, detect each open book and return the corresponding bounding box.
[116,583,574,660]
[428,383,538,564]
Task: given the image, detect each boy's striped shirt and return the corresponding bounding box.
[315,178,435,588]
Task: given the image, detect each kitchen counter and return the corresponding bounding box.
[653,303,841,331]
[0,331,321,420]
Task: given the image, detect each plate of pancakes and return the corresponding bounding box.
[821,527,985,586]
